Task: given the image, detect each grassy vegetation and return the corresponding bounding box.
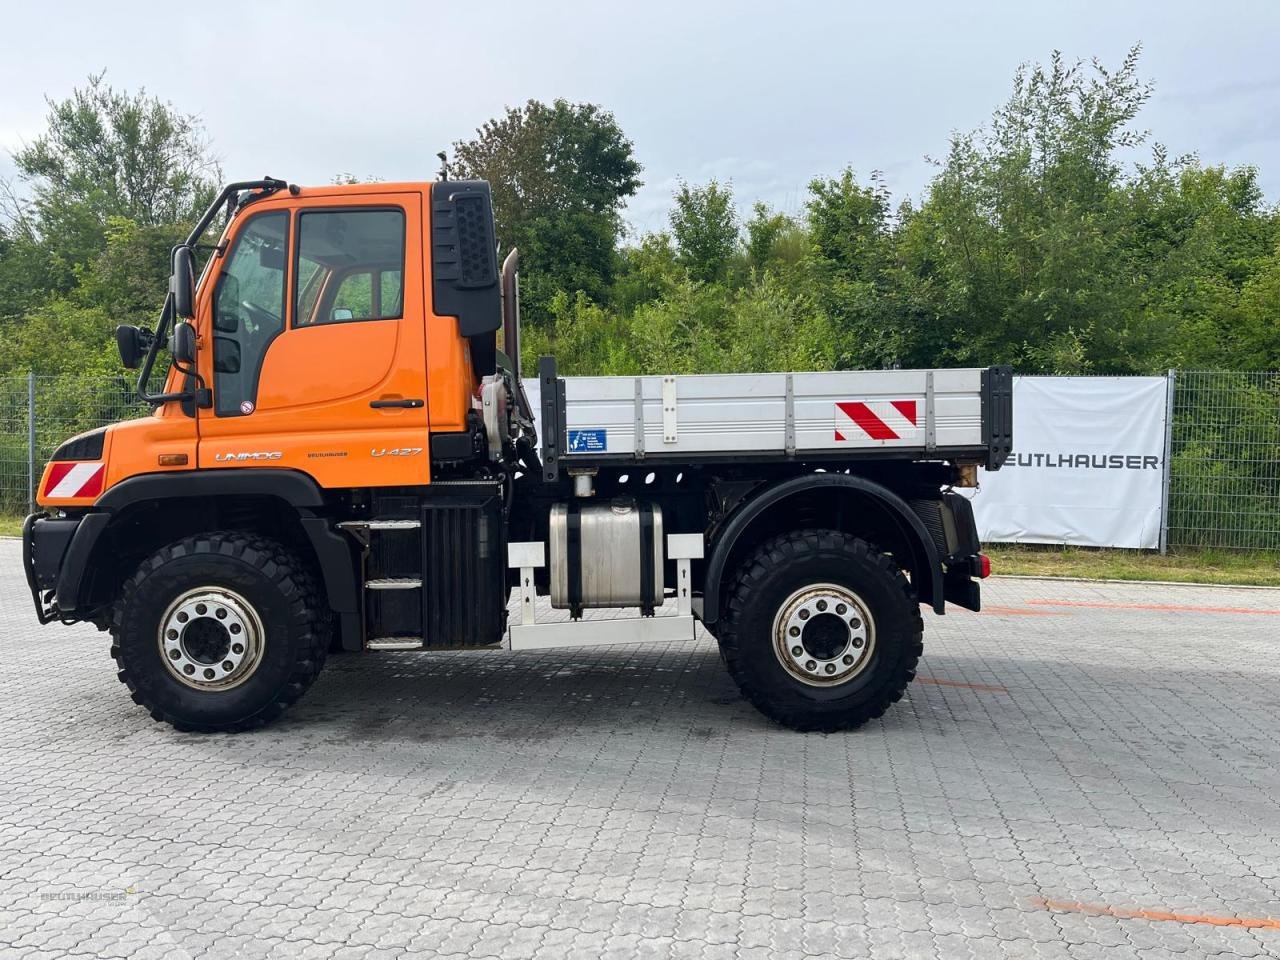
[0,515,24,538]
[987,544,1280,587]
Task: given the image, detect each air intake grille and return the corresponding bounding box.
[454,195,495,288]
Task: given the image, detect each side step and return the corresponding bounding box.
[338,519,421,531]
[365,577,422,590]
[368,636,423,651]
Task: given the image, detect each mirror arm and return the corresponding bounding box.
[135,293,197,406]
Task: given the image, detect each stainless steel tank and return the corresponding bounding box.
[549,498,664,610]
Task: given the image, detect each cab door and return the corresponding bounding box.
[196,192,432,488]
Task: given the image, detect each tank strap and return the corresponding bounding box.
[566,500,583,619]
[639,502,655,617]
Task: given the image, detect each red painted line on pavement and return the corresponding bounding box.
[981,605,1063,616]
[1034,896,1280,929]
[917,676,1008,694]
[1027,599,1280,616]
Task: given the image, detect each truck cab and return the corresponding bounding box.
[24,176,1009,734]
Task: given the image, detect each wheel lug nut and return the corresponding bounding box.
[805,660,816,671]
[166,629,178,640]
[825,664,836,674]
[798,609,810,620]
[789,626,800,638]
[168,649,180,660]
[849,618,861,629]
[230,624,242,635]
[852,637,864,648]
[177,612,188,623]
[836,604,847,615]
[196,604,207,615]
[791,646,803,657]
[816,600,827,612]
[843,655,854,665]
[232,643,243,655]
[215,608,227,620]
[183,665,195,675]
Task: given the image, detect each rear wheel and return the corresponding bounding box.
[716,529,922,731]
[110,532,329,732]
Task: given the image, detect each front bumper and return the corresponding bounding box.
[23,512,82,624]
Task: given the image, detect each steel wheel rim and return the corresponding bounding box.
[772,582,875,687]
[157,587,265,691]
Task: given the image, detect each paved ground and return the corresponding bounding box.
[1,539,1279,960]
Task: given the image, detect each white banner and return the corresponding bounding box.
[968,376,1170,549]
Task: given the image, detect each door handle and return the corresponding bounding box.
[370,398,424,409]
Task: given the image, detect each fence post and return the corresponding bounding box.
[1158,368,1176,555]
[26,371,36,514]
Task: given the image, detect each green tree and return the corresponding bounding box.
[450,99,642,325]
[802,169,899,368]
[6,74,218,284]
[898,47,1160,372]
[743,202,805,274]
[611,231,683,315]
[669,179,738,284]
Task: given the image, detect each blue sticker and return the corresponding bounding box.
[568,429,608,452]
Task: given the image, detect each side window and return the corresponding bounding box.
[294,209,405,326]
[213,211,288,416]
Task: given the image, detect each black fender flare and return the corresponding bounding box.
[95,468,327,512]
[701,473,944,624]
[56,470,357,625]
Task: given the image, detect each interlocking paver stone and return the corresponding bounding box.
[2,538,1279,959]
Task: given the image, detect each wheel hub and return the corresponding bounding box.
[158,588,264,690]
[773,584,875,687]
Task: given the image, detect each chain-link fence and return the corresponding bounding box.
[1165,370,1280,552]
[2,369,1278,552]
[0,374,147,516]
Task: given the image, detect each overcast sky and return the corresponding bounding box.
[2,0,1278,235]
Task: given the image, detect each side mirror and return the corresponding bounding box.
[115,325,145,370]
[171,245,196,319]
[213,337,241,373]
[171,321,197,365]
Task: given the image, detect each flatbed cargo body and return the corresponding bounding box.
[527,366,1010,467]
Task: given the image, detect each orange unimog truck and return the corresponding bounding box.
[23,176,1011,733]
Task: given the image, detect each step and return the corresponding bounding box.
[338,519,421,531]
[365,577,422,590]
[368,636,424,651]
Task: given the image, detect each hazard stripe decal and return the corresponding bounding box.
[834,400,919,442]
[44,462,105,499]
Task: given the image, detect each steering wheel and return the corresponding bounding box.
[239,299,280,335]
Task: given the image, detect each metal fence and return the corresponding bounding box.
[1165,370,1280,552]
[3,369,1279,552]
[0,374,147,516]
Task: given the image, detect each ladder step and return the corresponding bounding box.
[365,577,422,590]
[368,636,424,651]
[338,519,421,531]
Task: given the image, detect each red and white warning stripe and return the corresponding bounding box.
[835,400,918,442]
[44,462,105,499]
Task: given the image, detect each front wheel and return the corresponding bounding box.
[110,532,329,732]
[716,530,923,732]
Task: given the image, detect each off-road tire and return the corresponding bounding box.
[716,529,923,732]
[109,532,329,732]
